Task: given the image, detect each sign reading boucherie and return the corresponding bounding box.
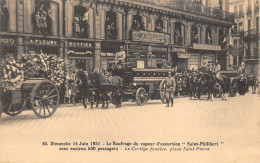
[193,43,221,51]
[132,30,170,44]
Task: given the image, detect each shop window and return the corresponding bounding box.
[0,0,9,32]
[132,15,145,30]
[73,6,89,38]
[32,0,59,36]
[191,25,200,44]
[205,27,212,45]
[105,11,117,40]
[155,18,165,33]
[174,22,185,46]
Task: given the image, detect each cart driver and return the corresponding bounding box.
[214,60,221,73]
[201,56,209,71]
[114,46,126,68]
[163,72,176,107]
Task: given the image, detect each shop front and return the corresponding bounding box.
[188,43,221,70]
[66,40,94,71]
[101,41,124,70]
[25,37,61,56]
[151,46,167,69]
[127,43,148,68]
[171,47,189,71]
[0,35,17,60]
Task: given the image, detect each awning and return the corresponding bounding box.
[177,53,190,59]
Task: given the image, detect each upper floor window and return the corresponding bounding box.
[219,29,227,48]
[105,11,117,40]
[155,18,165,33]
[238,22,243,31]
[32,0,59,36]
[0,0,9,32]
[191,25,200,44]
[205,27,212,45]
[174,22,185,46]
[132,15,145,30]
[234,6,238,16]
[73,6,89,38]
[239,5,243,15]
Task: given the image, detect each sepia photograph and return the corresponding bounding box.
[0,0,259,162]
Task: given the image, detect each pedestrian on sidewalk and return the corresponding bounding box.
[70,80,78,105]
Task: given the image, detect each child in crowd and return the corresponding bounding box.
[70,80,78,105]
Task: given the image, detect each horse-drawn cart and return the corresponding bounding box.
[1,78,59,118]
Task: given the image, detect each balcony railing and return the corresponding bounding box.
[244,29,259,37]
[133,0,234,22]
[231,29,244,36]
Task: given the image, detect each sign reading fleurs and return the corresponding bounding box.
[68,41,93,48]
[132,30,170,44]
[28,38,59,46]
[0,38,16,45]
[193,43,221,51]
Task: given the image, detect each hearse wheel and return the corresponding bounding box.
[31,80,60,118]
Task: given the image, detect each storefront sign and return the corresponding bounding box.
[132,30,170,44]
[193,43,221,51]
[68,49,93,57]
[129,44,147,50]
[177,53,190,59]
[28,38,59,46]
[152,46,167,52]
[68,41,93,48]
[173,47,186,53]
[0,38,16,45]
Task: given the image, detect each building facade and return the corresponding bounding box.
[0,0,233,72]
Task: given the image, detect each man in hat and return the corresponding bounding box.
[214,60,221,73]
[163,72,176,107]
[201,56,209,68]
[114,46,126,68]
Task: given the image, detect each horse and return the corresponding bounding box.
[201,72,217,101]
[216,72,230,100]
[90,71,123,109]
[247,75,258,94]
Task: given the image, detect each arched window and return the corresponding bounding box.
[132,15,145,30]
[191,25,200,44]
[205,27,212,44]
[219,28,227,47]
[105,11,117,40]
[155,18,165,33]
[174,22,185,46]
[73,6,89,38]
[32,0,59,36]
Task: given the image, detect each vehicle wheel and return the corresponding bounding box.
[159,80,166,104]
[136,87,148,106]
[4,103,23,116]
[31,80,60,118]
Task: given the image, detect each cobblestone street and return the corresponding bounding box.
[0,94,260,163]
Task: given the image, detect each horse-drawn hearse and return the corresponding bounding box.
[76,64,175,108]
[0,78,59,118]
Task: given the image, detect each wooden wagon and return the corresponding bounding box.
[1,78,60,118]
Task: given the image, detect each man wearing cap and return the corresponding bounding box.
[114,46,126,68]
[201,56,209,68]
[214,60,221,73]
[163,72,176,107]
